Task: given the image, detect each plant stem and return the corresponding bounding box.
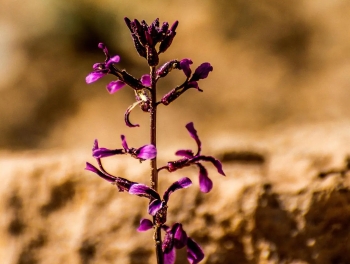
[150,66,163,264]
[150,66,158,191]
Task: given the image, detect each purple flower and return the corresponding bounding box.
[190,62,213,81]
[137,220,204,264]
[92,136,156,161]
[159,122,225,193]
[85,162,136,192]
[86,43,125,86]
[160,62,213,106]
[86,43,150,94]
[129,177,192,222]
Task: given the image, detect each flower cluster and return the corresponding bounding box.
[138,220,204,264]
[85,17,225,264]
[159,122,225,193]
[124,17,179,66]
[86,19,213,128]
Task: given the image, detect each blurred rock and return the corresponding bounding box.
[1,121,350,263]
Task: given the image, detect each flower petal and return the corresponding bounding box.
[191,62,213,81]
[175,149,194,158]
[120,135,129,151]
[148,199,163,215]
[186,237,204,264]
[197,163,212,193]
[106,80,126,94]
[92,147,124,158]
[85,162,118,182]
[98,42,108,56]
[137,218,153,232]
[193,155,226,176]
[173,223,188,249]
[179,58,193,78]
[86,72,105,84]
[185,122,202,155]
[163,177,192,203]
[141,74,151,86]
[106,55,120,67]
[129,184,161,200]
[125,101,142,127]
[163,247,176,264]
[137,144,157,159]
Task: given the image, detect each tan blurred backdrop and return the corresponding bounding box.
[1,0,350,153]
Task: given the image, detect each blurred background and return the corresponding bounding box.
[2,1,350,263]
[1,0,350,153]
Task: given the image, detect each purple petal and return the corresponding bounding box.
[148,199,163,215]
[193,155,226,176]
[187,238,204,264]
[175,149,194,158]
[106,55,120,67]
[92,147,124,158]
[173,223,188,249]
[125,101,141,128]
[85,162,118,182]
[197,164,212,193]
[179,58,193,78]
[120,135,129,151]
[137,144,157,159]
[191,62,213,81]
[163,231,176,264]
[137,218,153,232]
[86,72,105,84]
[129,184,161,200]
[98,42,108,54]
[106,80,126,94]
[163,177,192,203]
[141,74,151,86]
[185,122,202,155]
[164,248,176,264]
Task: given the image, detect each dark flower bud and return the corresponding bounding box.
[133,19,147,46]
[156,60,179,78]
[124,17,133,32]
[144,30,153,46]
[146,45,159,66]
[170,20,179,32]
[159,22,169,37]
[131,33,146,58]
[160,82,200,105]
[159,20,179,53]
[149,19,160,43]
[151,18,159,28]
[160,88,180,106]
[190,62,213,81]
[159,33,176,54]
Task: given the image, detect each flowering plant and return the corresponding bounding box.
[85,17,225,264]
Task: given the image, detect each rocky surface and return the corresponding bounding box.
[2,122,350,264]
